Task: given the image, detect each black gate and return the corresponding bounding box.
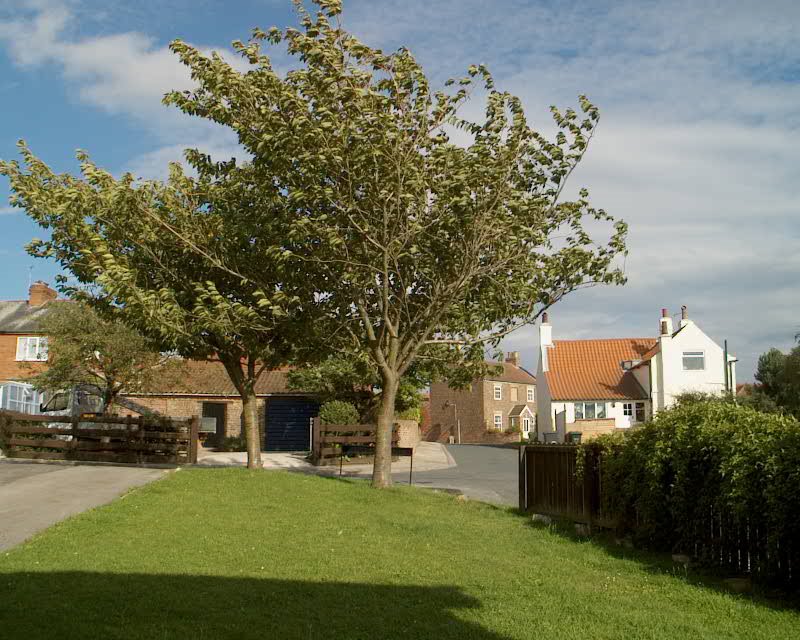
[265,397,319,451]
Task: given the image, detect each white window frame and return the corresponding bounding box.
[574,402,607,420]
[15,336,48,362]
[682,350,705,371]
[522,416,531,433]
[493,383,502,401]
[493,412,503,430]
[623,402,633,416]
[635,402,646,422]
[527,386,535,402]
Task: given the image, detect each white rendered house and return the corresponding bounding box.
[536,307,737,442]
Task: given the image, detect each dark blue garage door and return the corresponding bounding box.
[265,397,319,451]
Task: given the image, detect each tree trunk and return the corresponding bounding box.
[220,354,263,470]
[372,370,399,488]
[241,386,263,469]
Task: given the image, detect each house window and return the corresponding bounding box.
[0,383,44,414]
[682,351,705,371]
[574,402,607,420]
[510,386,518,402]
[493,384,502,401]
[635,402,646,422]
[523,416,531,433]
[623,403,633,416]
[527,386,535,402]
[493,412,503,430]
[16,336,48,362]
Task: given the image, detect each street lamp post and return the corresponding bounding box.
[444,400,461,444]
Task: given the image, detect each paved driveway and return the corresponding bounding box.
[0,461,165,551]
[396,444,518,506]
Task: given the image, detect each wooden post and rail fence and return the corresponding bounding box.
[311,417,414,482]
[0,410,199,466]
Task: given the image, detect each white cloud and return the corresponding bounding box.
[2,0,798,378]
[0,0,249,142]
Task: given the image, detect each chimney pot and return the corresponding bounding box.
[542,312,549,324]
[28,281,57,307]
[661,308,668,318]
[681,305,688,320]
[505,351,521,367]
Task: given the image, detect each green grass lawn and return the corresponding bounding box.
[1,469,798,639]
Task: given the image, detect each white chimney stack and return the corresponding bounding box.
[540,312,553,347]
[539,312,553,372]
[659,308,673,338]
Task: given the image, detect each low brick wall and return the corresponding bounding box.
[569,419,617,440]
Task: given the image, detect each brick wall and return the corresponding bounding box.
[569,419,617,440]
[118,395,247,438]
[428,380,484,443]
[429,379,536,444]
[0,333,46,382]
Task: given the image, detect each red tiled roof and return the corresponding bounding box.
[136,359,303,397]
[545,338,654,401]
[485,361,537,385]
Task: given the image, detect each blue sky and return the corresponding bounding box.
[1,0,799,379]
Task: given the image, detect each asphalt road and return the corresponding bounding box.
[396,444,519,506]
[0,461,165,551]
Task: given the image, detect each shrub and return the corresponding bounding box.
[585,397,800,580]
[319,400,359,426]
[396,406,421,422]
[209,435,247,452]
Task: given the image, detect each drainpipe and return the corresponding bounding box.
[724,339,730,395]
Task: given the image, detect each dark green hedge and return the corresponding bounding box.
[587,398,800,582]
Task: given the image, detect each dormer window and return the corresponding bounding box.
[682,351,705,371]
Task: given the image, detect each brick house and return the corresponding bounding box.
[117,359,320,452]
[428,352,537,444]
[0,282,57,413]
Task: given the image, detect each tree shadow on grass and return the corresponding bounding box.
[0,572,511,640]
[523,517,800,611]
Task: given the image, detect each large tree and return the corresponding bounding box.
[3,0,627,485]
[160,0,628,486]
[27,301,177,413]
[1,151,322,468]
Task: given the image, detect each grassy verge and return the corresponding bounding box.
[1,469,798,639]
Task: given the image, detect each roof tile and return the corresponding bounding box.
[545,338,655,401]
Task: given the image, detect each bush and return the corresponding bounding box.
[319,400,359,426]
[208,435,247,452]
[586,397,800,579]
[396,406,421,422]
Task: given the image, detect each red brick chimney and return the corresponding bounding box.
[505,351,521,367]
[28,281,57,306]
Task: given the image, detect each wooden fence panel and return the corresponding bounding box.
[519,444,797,586]
[312,418,399,465]
[0,411,200,466]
